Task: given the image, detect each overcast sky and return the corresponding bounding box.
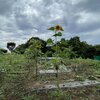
[0,0,100,49]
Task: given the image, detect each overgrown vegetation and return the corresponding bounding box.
[12,36,100,59]
[0,53,100,100]
[0,25,100,100]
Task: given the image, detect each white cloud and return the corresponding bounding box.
[0,0,100,49]
[77,11,100,24]
[71,0,84,5]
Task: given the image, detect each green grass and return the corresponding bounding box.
[62,58,100,79]
[0,54,27,72]
[0,54,100,100]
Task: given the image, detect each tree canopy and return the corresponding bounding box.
[13,36,99,59]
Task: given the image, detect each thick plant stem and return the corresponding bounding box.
[36,59,38,80]
[9,54,12,65]
[56,37,58,57]
[35,50,38,80]
[55,30,58,57]
[56,69,59,89]
[54,30,59,89]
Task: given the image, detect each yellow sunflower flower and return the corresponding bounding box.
[55,25,63,31]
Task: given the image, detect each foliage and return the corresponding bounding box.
[14,44,26,54]
[12,36,99,59]
[48,25,64,57]
[48,25,64,86]
[0,48,7,54]
[94,45,100,55]
[25,39,43,80]
[68,36,96,58]
[0,54,100,99]
[48,89,71,100]
[0,24,100,100]
[14,37,46,54]
[46,38,53,46]
[75,75,85,81]
[7,42,16,53]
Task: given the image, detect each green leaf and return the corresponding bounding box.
[51,58,58,65]
[51,45,56,51]
[57,32,62,36]
[53,32,62,37]
[51,45,60,51]
[47,38,53,44]
[48,27,55,31]
[60,27,64,31]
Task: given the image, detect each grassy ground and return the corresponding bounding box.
[0,54,26,71]
[0,54,100,100]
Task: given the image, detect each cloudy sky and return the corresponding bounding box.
[0,0,100,49]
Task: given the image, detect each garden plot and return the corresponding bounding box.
[30,79,100,92]
[39,64,72,75]
[39,69,71,74]
[39,57,61,60]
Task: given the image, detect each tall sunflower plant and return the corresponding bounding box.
[47,25,64,88]
[48,25,64,57]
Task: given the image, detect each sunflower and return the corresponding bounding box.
[55,25,63,31]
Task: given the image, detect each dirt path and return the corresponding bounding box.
[30,79,100,92]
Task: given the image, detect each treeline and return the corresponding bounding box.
[0,36,100,59]
[14,36,100,59]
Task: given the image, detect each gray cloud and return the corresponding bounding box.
[0,0,15,15]
[0,0,100,49]
[75,0,100,13]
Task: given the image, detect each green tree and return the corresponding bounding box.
[7,42,16,53]
[14,37,46,54]
[94,45,100,55]
[14,44,26,54]
[84,46,96,58]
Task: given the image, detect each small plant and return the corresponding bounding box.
[25,40,42,80]
[75,75,85,81]
[88,75,96,80]
[48,89,71,100]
